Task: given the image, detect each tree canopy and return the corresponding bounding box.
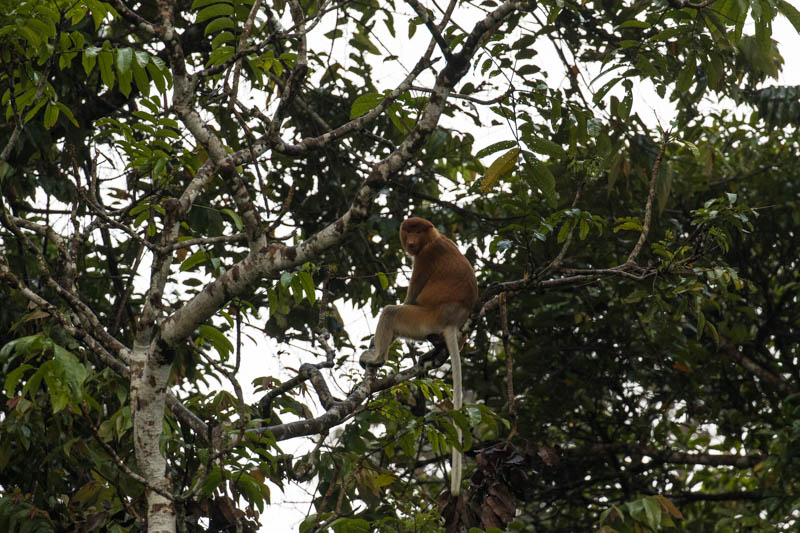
[2,0,800,532]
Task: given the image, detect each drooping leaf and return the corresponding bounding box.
[481,147,520,193]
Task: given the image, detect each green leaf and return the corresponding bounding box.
[352,31,380,55]
[587,118,603,137]
[116,47,133,75]
[196,3,234,23]
[618,20,650,29]
[593,76,622,104]
[618,93,632,122]
[132,61,150,97]
[82,46,100,75]
[481,147,520,193]
[579,219,590,240]
[43,103,59,129]
[476,140,518,158]
[680,140,700,158]
[4,365,33,397]
[212,31,235,49]
[557,220,571,244]
[377,272,389,291]
[45,375,70,413]
[267,288,279,318]
[18,25,40,47]
[135,50,150,68]
[613,218,642,233]
[705,321,720,345]
[387,102,414,133]
[523,135,563,158]
[180,250,209,271]
[524,152,557,208]
[643,496,662,529]
[290,277,304,304]
[235,472,269,512]
[675,59,695,93]
[220,208,243,231]
[207,45,235,66]
[374,473,395,488]
[298,271,316,304]
[117,65,133,97]
[147,60,168,93]
[650,27,684,41]
[198,324,233,359]
[55,102,79,127]
[98,49,115,90]
[200,466,224,496]
[350,92,383,119]
[330,518,369,533]
[192,0,231,8]
[26,18,55,41]
[696,310,706,341]
[778,0,800,34]
[0,334,42,359]
[547,4,562,23]
[204,16,235,36]
[52,345,88,397]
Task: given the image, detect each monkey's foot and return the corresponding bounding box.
[359,348,385,368]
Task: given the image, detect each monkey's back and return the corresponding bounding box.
[413,236,478,311]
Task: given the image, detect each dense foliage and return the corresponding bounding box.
[1,0,799,531]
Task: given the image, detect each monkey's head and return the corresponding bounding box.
[400,217,440,256]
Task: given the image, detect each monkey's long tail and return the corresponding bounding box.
[449,341,463,495]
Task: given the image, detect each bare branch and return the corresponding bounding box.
[107,0,158,34]
[410,84,514,105]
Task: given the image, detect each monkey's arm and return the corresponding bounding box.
[404,263,431,305]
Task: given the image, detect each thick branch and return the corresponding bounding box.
[720,340,791,394]
[253,346,450,442]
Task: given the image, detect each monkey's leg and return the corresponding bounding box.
[359,305,440,367]
[359,305,401,367]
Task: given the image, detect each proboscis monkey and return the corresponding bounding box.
[360,217,478,495]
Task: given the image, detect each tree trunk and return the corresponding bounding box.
[131,341,176,533]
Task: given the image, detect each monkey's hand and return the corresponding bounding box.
[359,347,386,368]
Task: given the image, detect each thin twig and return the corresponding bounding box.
[499,292,515,422]
[81,406,175,501]
[624,130,670,266]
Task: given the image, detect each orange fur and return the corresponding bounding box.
[360,217,477,495]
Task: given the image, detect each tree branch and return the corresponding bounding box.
[624,130,669,266]
[568,442,764,468]
[405,0,453,61]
